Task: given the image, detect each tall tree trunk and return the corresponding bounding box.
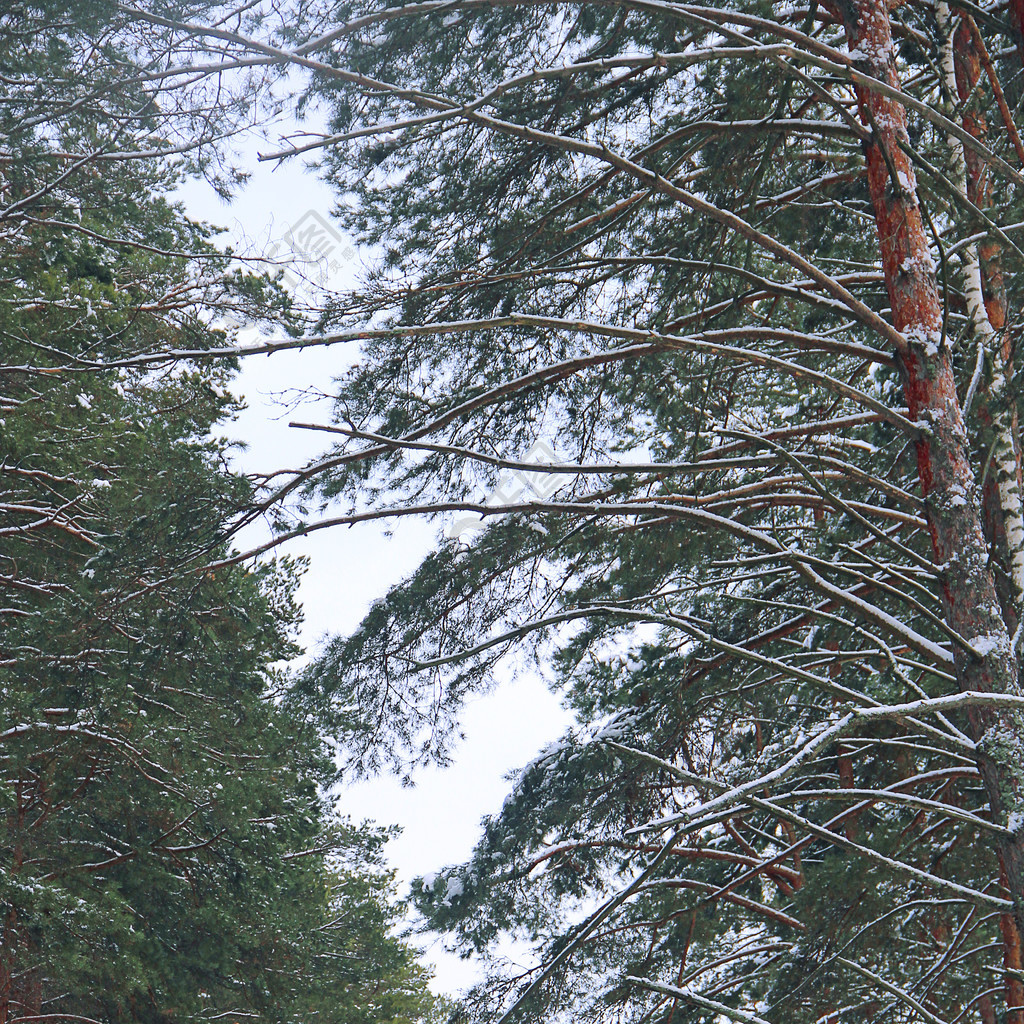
[834,0,1024,949]
[0,914,10,1024]
[950,13,1024,628]
[0,787,39,1024]
[945,15,1024,1018]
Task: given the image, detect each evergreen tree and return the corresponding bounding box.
[134,1,1024,1021]
[25,1,1024,1021]
[1,3,435,1021]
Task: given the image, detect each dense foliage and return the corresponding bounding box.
[228,1,1024,1022]
[0,3,434,1021]
[11,1,1024,1022]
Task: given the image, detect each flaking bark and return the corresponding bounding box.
[836,0,1024,941]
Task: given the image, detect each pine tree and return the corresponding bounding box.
[133,0,1024,1021]
[1,4,436,1021]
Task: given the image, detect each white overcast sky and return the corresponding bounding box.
[177,125,572,995]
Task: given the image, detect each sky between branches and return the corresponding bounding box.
[176,126,574,995]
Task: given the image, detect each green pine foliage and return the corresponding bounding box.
[277,1,1024,1021]
[1,3,435,1020]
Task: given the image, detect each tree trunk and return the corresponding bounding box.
[950,13,1024,627]
[945,17,1024,1019]
[834,0,1024,947]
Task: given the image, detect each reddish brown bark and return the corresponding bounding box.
[981,992,999,1024]
[0,919,9,1024]
[1,786,41,1024]
[1000,861,1024,1023]
[835,0,1024,953]
[1013,0,1024,78]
